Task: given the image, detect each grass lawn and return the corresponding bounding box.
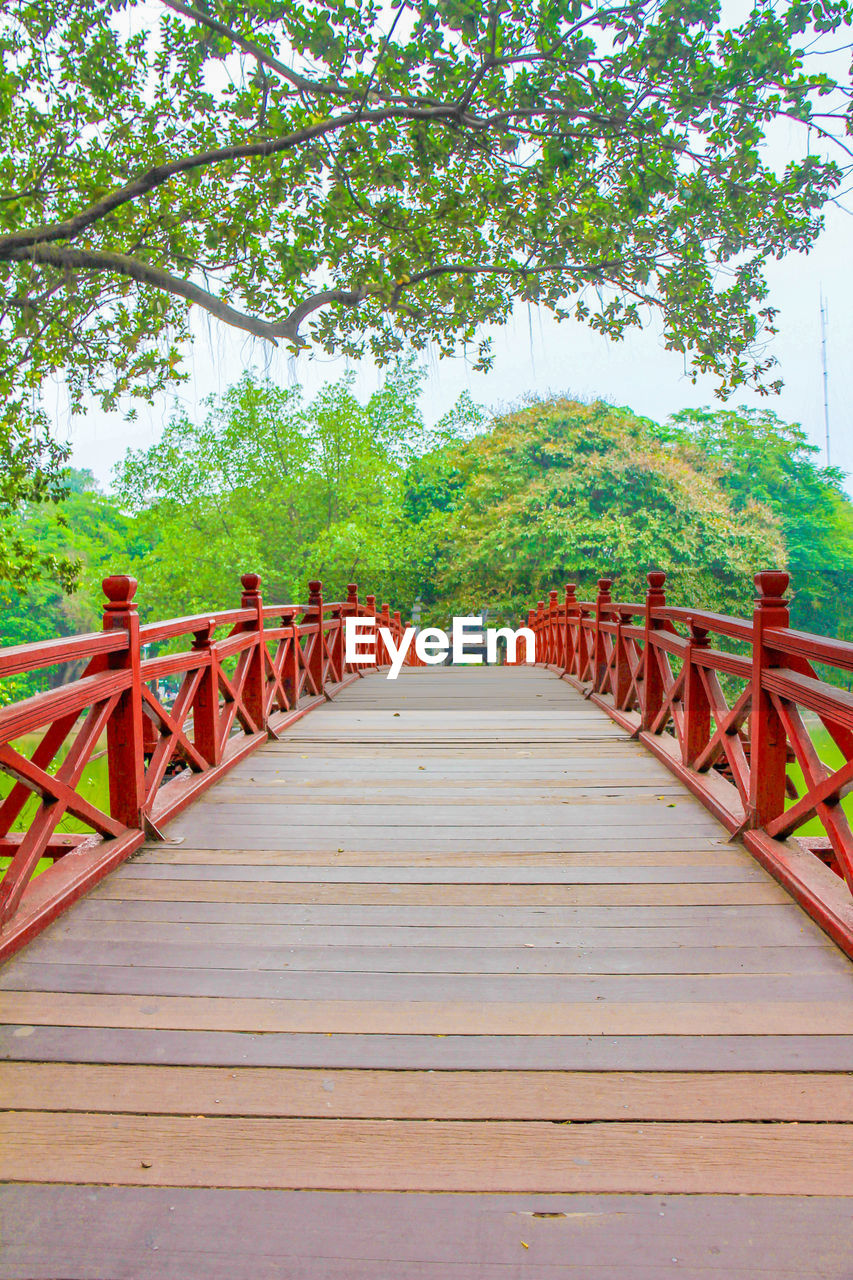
[785,720,853,838]
[0,732,111,881]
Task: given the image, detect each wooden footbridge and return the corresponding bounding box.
[1,573,852,1277]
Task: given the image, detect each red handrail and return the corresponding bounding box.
[526,569,853,957]
[0,574,420,957]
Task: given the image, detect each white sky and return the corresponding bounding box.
[62,193,853,490]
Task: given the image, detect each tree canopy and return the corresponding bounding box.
[657,406,853,639]
[112,363,481,615]
[404,397,788,621]
[3,0,851,430]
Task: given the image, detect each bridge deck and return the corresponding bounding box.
[2,666,853,1277]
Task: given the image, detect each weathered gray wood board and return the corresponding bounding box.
[2,666,851,1276]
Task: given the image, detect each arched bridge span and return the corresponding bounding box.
[0,572,852,1276]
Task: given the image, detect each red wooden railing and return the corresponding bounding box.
[524,570,853,956]
[0,575,418,958]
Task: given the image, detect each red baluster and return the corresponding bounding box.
[102,575,145,830]
[381,603,392,668]
[328,600,344,684]
[365,594,379,668]
[280,606,299,708]
[563,584,578,677]
[519,608,535,665]
[683,618,711,766]
[642,572,667,732]
[576,597,592,682]
[306,579,325,695]
[343,584,360,675]
[593,579,613,692]
[614,604,636,709]
[748,571,791,829]
[240,573,266,731]
[548,590,559,665]
[191,619,221,766]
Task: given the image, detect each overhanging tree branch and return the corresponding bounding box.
[6,243,368,344]
[8,242,615,346]
[0,103,484,258]
[159,0,350,99]
[1,0,849,415]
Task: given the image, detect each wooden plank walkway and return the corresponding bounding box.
[2,665,853,1277]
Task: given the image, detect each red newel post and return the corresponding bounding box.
[240,573,266,732]
[548,590,559,665]
[343,584,361,675]
[563,584,578,675]
[329,600,345,684]
[520,608,534,665]
[642,571,667,731]
[613,605,635,709]
[102,575,146,830]
[593,579,612,692]
[748,570,791,829]
[536,601,545,664]
[306,579,325,695]
[576,598,591,682]
[364,593,380,667]
[191,618,220,766]
[381,603,392,668]
[683,619,711,766]
[279,606,299,708]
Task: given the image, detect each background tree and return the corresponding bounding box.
[0,469,147,699]
[4,375,851,695]
[2,0,852,584]
[113,364,482,616]
[658,406,853,640]
[404,397,788,621]
[0,419,75,592]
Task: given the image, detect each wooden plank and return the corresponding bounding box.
[3,1186,852,1280]
[4,991,853,1035]
[2,1113,851,1193]
[2,658,851,1262]
[5,965,850,1004]
[206,785,688,801]
[134,846,750,866]
[221,761,680,778]
[4,1063,852,1120]
[168,820,725,839]
[91,879,790,906]
[182,804,722,826]
[12,940,843,974]
[150,835,735,852]
[5,1025,853,1069]
[116,862,773,883]
[69,900,803,926]
[41,919,824,947]
[189,803,719,826]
